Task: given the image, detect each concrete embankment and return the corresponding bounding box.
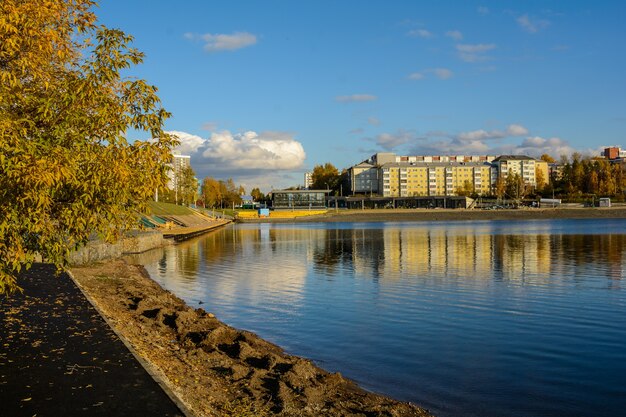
[70,220,231,265]
[238,207,626,224]
[69,230,172,266]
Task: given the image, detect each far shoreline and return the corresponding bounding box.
[236,206,626,223]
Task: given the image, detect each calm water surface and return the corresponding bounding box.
[134,219,626,417]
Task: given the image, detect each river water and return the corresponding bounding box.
[134,219,626,417]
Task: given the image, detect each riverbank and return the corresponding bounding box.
[70,260,433,417]
[237,207,626,223]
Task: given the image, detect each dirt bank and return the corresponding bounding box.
[239,207,626,223]
[70,260,433,417]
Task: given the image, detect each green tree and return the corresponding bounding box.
[505,173,526,200]
[540,154,556,163]
[250,187,265,201]
[456,180,474,197]
[177,166,198,206]
[219,178,242,208]
[201,177,221,208]
[494,176,506,199]
[311,163,340,193]
[536,168,546,192]
[0,0,175,293]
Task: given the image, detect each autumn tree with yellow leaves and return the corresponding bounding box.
[0,0,176,293]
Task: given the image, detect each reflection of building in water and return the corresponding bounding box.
[350,228,386,279]
[378,228,497,279]
[142,224,625,300]
[337,228,591,282]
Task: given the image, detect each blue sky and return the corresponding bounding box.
[97,1,626,191]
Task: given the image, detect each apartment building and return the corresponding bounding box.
[304,172,313,189]
[350,161,379,194]
[379,162,493,197]
[491,155,548,188]
[348,152,548,197]
[349,152,496,196]
[167,154,191,190]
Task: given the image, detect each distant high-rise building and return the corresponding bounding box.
[304,172,313,189]
[168,154,191,190]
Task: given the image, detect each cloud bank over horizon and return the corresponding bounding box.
[360,123,584,160]
[167,130,306,192]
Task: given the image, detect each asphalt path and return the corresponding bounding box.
[0,264,183,417]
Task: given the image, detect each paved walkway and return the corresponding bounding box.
[0,264,184,417]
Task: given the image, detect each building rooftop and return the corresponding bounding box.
[380,161,493,168]
[493,155,537,161]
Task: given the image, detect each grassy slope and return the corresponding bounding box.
[148,201,194,216]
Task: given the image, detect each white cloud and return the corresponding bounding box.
[478,6,489,15]
[517,14,550,34]
[515,136,574,156]
[408,68,453,81]
[169,130,207,155]
[456,124,529,141]
[368,117,381,126]
[457,44,496,53]
[374,130,417,151]
[186,32,257,52]
[432,68,453,80]
[408,29,434,38]
[410,139,490,155]
[456,43,496,62]
[164,130,306,187]
[200,130,305,170]
[445,30,463,41]
[335,94,377,103]
[456,129,494,141]
[408,72,425,80]
[201,122,219,131]
[506,124,529,136]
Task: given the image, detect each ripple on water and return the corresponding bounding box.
[140,220,626,417]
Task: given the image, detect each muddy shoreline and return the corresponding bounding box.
[70,260,433,417]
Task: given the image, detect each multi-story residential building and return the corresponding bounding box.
[167,154,191,190]
[304,172,313,189]
[349,152,497,196]
[348,152,550,197]
[349,161,379,195]
[378,162,493,197]
[491,155,548,188]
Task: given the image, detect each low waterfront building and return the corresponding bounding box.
[272,189,329,209]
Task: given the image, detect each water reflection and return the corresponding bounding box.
[131,220,626,417]
[131,221,626,296]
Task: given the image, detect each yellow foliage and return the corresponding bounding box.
[0,0,176,293]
